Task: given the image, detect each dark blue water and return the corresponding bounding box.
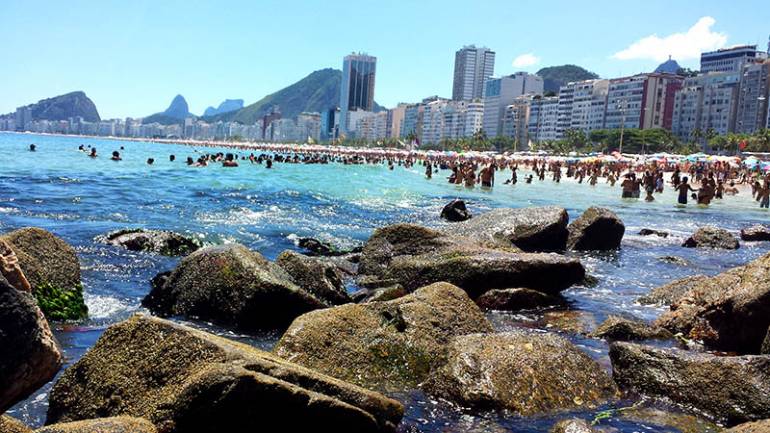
[2,132,767,432]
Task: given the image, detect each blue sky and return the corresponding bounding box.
[1,0,768,119]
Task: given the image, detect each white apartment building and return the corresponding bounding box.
[528,96,560,142]
[672,72,741,142]
[482,72,543,137]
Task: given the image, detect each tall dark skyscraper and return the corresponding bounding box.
[339,53,376,133]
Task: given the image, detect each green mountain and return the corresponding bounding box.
[208,68,384,125]
[536,65,600,93]
[5,91,100,122]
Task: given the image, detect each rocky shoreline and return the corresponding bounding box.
[3,206,770,432]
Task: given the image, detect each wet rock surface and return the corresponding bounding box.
[653,252,770,353]
[424,331,617,415]
[591,316,673,341]
[358,223,585,297]
[567,207,625,251]
[36,417,157,433]
[724,419,770,433]
[274,282,492,391]
[440,199,472,222]
[639,229,669,238]
[475,288,562,311]
[637,275,709,306]
[275,250,350,305]
[740,225,770,242]
[442,206,569,252]
[609,342,770,426]
[0,415,32,433]
[682,226,739,249]
[141,244,330,330]
[96,229,201,256]
[0,278,63,413]
[46,314,403,433]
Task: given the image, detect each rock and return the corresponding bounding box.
[0,416,32,433]
[475,288,562,311]
[0,277,63,413]
[274,282,493,391]
[351,285,407,303]
[741,225,770,242]
[657,255,689,266]
[653,253,770,353]
[297,237,362,257]
[424,331,617,415]
[275,250,351,305]
[442,206,569,252]
[637,275,709,306]
[567,207,625,251]
[142,244,330,331]
[36,417,157,433]
[550,419,596,433]
[609,342,770,426]
[358,224,585,298]
[149,271,170,292]
[682,226,739,249]
[591,316,673,341]
[617,407,721,433]
[47,314,403,433]
[639,229,669,238]
[542,310,598,335]
[762,327,770,355]
[96,229,201,256]
[1,227,86,321]
[440,199,472,222]
[725,420,770,433]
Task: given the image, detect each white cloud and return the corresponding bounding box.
[612,16,727,62]
[512,53,540,68]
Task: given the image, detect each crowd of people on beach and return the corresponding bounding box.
[32,140,770,209]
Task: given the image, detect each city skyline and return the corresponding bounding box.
[1,0,769,118]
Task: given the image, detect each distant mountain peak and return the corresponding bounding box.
[203,99,244,117]
[654,57,682,74]
[164,95,190,119]
[2,91,100,122]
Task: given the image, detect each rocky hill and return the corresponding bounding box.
[536,65,600,93]
[3,91,100,122]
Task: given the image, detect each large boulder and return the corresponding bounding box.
[653,253,770,353]
[682,226,739,249]
[725,420,770,433]
[1,227,86,321]
[442,206,569,252]
[591,316,673,341]
[0,277,63,413]
[142,244,329,330]
[424,331,617,415]
[358,224,584,298]
[639,229,669,238]
[46,314,403,433]
[567,207,625,251]
[275,250,350,305]
[36,417,157,433]
[741,225,770,242]
[274,282,493,391]
[475,288,561,311]
[550,419,597,433]
[440,199,472,222]
[609,342,770,426]
[763,328,770,355]
[0,416,32,433]
[296,237,362,257]
[96,229,201,256]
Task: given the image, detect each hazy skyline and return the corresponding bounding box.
[1,0,768,119]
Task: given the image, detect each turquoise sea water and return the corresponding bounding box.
[2,131,769,432]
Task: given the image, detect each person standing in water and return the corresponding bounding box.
[676,176,698,205]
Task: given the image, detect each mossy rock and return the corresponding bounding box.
[1,227,86,321]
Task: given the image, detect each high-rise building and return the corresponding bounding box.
[482,72,543,137]
[736,61,770,134]
[528,96,560,142]
[671,72,741,143]
[320,107,340,141]
[605,73,683,131]
[387,104,408,138]
[502,95,536,149]
[339,53,377,134]
[14,106,32,131]
[452,45,496,101]
[700,45,763,74]
[556,79,609,138]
